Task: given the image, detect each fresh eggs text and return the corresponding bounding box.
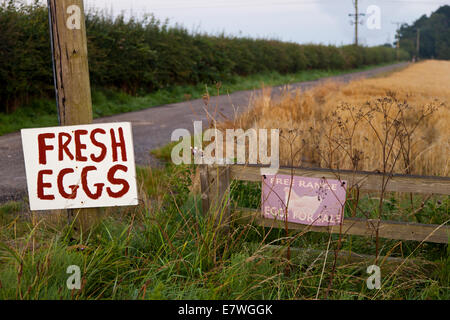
[36,127,130,201]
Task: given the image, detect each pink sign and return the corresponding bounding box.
[262,174,347,226]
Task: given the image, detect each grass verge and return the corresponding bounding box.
[0,161,448,300]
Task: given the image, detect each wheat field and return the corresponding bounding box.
[220,60,450,176]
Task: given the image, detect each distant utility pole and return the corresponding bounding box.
[416,28,421,59]
[392,22,403,60]
[349,0,365,46]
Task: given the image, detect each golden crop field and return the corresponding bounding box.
[221,60,450,177]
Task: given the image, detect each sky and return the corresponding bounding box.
[27,0,450,46]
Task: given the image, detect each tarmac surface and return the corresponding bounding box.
[0,62,409,203]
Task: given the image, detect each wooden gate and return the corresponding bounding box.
[200,164,450,244]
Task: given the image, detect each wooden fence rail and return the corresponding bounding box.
[200,164,450,244]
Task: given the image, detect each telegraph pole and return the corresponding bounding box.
[392,22,403,60]
[48,0,93,125]
[47,0,100,231]
[416,28,420,60]
[349,0,365,46]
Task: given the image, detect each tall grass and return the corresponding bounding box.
[0,162,448,300]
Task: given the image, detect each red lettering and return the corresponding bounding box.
[90,128,107,162]
[74,130,88,162]
[58,133,74,161]
[37,170,54,200]
[110,128,127,162]
[57,168,78,199]
[38,133,55,165]
[107,165,129,198]
[81,166,104,199]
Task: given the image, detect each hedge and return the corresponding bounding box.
[0,2,409,113]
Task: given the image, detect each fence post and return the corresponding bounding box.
[200,165,231,229]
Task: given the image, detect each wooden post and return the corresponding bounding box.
[200,165,231,230]
[47,0,100,231]
[48,0,93,124]
[199,165,211,216]
[416,28,420,60]
[392,22,402,61]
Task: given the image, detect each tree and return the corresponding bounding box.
[399,5,450,60]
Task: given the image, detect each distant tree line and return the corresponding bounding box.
[0,1,408,113]
[398,5,450,60]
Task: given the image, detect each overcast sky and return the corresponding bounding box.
[28,0,450,46]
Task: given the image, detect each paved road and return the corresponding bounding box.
[0,62,408,202]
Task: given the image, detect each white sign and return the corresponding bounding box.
[21,122,138,211]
